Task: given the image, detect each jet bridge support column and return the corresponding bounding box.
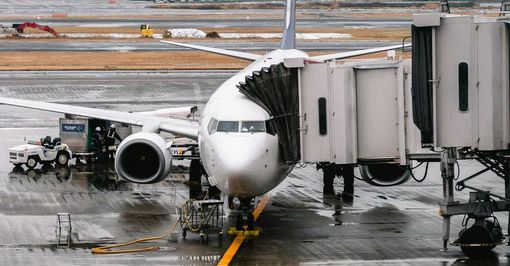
[440,147,456,252]
[505,159,510,243]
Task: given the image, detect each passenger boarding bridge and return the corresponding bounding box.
[239,13,510,256]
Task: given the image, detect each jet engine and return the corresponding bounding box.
[359,164,410,187]
[115,132,172,184]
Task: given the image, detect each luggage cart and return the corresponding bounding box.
[178,199,224,242]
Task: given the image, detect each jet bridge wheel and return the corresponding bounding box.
[456,220,503,258]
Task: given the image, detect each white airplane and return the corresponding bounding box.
[0,0,409,205]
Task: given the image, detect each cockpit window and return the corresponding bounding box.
[207,118,218,134]
[241,121,265,133]
[210,120,273,135]
[216,121,239,132]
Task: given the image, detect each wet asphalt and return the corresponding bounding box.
[0,71,510,265]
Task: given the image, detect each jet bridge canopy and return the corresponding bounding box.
[411,25,434,145]
[237,63,301,163]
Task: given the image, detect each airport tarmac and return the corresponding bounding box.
[1,70,510,265]
[0,40,402,52]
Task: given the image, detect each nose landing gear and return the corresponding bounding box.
[227,197,261,238]
[234,212,255,230]
[228,212,260,237]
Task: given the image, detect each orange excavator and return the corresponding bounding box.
[12,22,60,37]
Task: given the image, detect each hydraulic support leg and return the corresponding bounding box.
[441,148,456,252]
[321,163,336,195]
[505,159,510,243]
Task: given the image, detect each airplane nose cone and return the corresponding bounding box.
[215,136,263,175]
[208,134,290,198]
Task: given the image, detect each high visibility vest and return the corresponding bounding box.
[107,130,115,139]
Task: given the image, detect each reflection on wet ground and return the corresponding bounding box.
[5,148,505,265]
[1,160,226,265]
[9,163,136,192]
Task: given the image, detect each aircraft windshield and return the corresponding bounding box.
[216,121,239,132]
[241,121,265,133]
[212,120,269,134]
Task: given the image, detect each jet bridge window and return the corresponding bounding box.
[241,121,265,133]
[458,62,469,112]
[216,121,239,133]
[318,97,327,135]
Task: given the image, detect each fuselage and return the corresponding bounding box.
[198,49,309,198]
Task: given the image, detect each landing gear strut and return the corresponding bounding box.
[235,212,255,231]
[189,159,203,199]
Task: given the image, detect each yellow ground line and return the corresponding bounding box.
[217,194,270,266]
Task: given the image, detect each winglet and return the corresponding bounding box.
[280,0,296,50]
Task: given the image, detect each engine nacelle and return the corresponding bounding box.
[359,164,410,187]
[115,132,172,184]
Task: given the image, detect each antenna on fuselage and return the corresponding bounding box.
[280,0,296,50]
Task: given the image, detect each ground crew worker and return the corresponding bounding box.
[93,126,104,162]
[105,124,122,160]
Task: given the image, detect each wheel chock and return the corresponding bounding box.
[227,227,261,238]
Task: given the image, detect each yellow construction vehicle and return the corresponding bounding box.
[140,24,154,38]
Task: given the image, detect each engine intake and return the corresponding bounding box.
[359,164,410,187]
[115,132,172,184]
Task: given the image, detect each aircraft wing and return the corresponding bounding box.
[0,97,200,139]
[161,40,261,61]
[311,43,411,62]
[135,106,197,118]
